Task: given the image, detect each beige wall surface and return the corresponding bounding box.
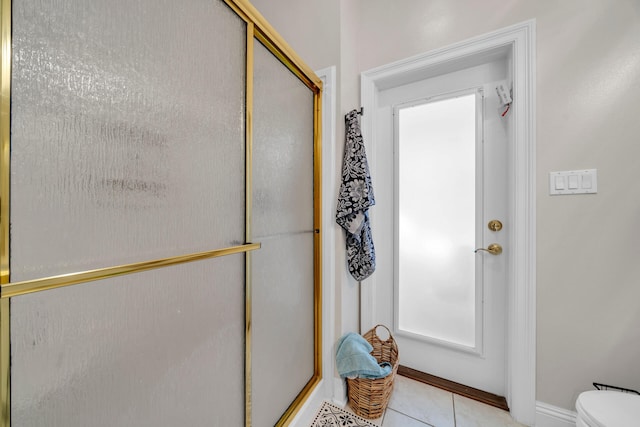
[343,0,640,411]
[249,0,340,72]
[249,0,640,412]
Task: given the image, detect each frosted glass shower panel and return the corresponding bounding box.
[251,39,317,425]
[252,39,315,238]
[10,0,247,281]
[251,233,315,426]
[10,256,245,427]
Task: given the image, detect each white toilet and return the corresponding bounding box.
[576,390,640,427]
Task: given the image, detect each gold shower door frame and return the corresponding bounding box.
[0,0,323,425]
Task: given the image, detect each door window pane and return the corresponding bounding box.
[397,93,478,348]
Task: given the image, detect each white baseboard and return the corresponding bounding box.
[536,401,577,427]
[332,376,347,407]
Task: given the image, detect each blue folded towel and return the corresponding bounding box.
[335,332,392,379]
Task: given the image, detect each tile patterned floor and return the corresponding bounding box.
[342,376,526,427]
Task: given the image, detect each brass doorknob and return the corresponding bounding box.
[474,243,503,255]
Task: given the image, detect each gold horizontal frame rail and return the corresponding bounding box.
[1,243,260,299]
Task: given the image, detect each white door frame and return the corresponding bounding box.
[360,21,536,425]
[317,65,339,402]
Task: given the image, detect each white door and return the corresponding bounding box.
[370,57,510,396]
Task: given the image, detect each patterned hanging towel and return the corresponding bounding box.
[336,109,376,281]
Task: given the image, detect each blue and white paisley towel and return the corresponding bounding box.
[336,109,376,281]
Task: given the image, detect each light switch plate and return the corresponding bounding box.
[549,169,597,195]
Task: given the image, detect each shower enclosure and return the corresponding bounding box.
[0,0,322,425]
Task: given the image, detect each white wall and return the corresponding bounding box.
[249,0,640,414]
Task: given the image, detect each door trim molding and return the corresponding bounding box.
[316,66,341,403]
[360,20,536,425]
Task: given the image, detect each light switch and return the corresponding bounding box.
[568,175,579,189]
[549,169,597,195]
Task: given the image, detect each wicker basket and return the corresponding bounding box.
[347,325,399,419]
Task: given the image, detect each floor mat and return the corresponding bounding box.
[310,401,378,427]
